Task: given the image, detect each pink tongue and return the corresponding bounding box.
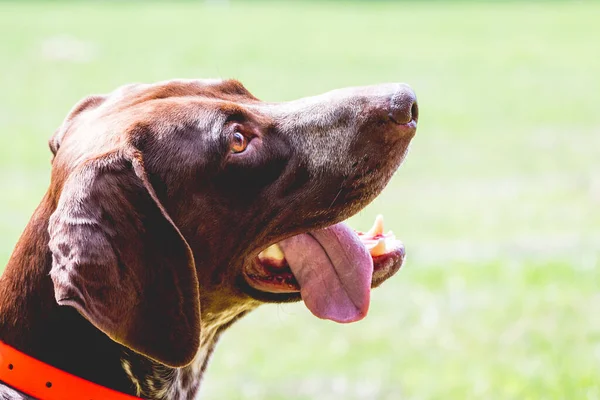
[279,222,373,323]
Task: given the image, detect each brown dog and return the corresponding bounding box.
[0,79,417,399]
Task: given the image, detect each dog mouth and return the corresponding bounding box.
[243,215,405,323]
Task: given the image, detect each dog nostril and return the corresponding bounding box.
[411,101,419,122]
[389,87,418,125]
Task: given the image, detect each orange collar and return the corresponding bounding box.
[0,341,141,400]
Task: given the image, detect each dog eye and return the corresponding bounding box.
[231,132,248,154]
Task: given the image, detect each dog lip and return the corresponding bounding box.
[242,244,405,294]
[243,218,406,296]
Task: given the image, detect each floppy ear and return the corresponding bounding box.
[48,151,200,367]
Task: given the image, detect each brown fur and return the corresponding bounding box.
[0,79,417,399]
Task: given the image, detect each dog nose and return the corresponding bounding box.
[389,86,418,125]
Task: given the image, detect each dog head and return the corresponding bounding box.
[47,79,418,367]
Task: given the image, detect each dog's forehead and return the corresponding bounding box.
[100,79,263,137]
[63,79,257,134]
[107,78,259,107]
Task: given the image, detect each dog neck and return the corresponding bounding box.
[0,194,255,399]
[120,310,251,399]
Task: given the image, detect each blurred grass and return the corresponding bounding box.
[0,1,599,399]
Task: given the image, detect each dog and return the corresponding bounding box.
[0,79,417,399]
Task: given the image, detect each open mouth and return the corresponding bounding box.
[243,215,405,323]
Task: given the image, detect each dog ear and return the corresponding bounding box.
[48,150,200,367]
[49,95,106,157]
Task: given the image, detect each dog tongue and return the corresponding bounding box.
[279,223,373,323]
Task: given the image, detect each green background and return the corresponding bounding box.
[0,1,598,399]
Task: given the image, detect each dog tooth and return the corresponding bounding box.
[366,214,384,237]
[385,237,396,249]
[258,243,285,261]
[385,235,403,251]
[369,238,387,256]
